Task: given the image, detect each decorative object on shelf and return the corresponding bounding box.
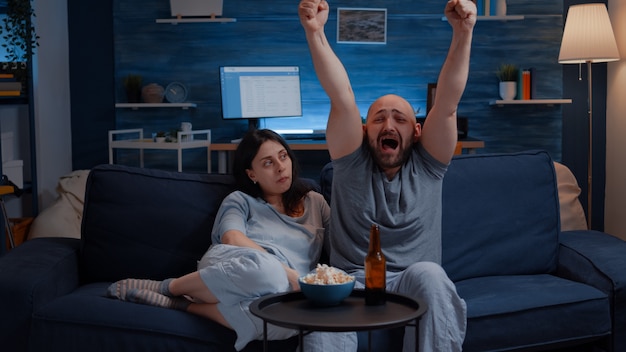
[123,74,142,103]
[180,121,193,142]
[495,0,507,16]
[180,122,192,132]
[170,0,223,18]
[141,83,165,103]
[154,131,167,143]
[165,82,188,103]
[0,0,39,63]
[161,0,235,22]
[558,3,620,230]
[496,63,518,100]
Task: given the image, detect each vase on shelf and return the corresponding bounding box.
[499,81,516,100]
[496,0,507,16]
[141,83,165,103]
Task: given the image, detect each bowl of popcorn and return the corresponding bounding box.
[299,264,355,306]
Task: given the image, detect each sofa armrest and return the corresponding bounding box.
[557,230,626,351]
[0,237,80,351]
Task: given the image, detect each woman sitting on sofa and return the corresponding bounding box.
[107,128,330,350]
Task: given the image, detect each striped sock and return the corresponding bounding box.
[126,289,191,311]
[107,278,173,300]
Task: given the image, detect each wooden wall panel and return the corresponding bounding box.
[112,0,565,172]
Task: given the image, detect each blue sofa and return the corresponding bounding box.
[1,150,625,351]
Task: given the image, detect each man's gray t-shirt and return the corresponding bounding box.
[329,143,448,273]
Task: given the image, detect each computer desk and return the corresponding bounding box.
[211,137,484,174]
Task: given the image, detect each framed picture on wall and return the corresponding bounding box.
[337,8,387,44]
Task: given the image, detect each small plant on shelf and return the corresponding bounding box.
[496,64,519,82]
[154,131,167,142]
[123,74,143,103]
[496,64,519,100]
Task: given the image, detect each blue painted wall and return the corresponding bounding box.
[110,0,565,170]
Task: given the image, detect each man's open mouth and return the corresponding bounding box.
[381,137,399,150]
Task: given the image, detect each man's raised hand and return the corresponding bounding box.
[444,0,477,31]
[298,0,329,33]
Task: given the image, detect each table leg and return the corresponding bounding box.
[207,146,211,173]
[177,149,183,172]
[299,329,304,352]
[263,321,268,352]
[218,151,227,173]
[415,318,419,352]
[368,331,372,352]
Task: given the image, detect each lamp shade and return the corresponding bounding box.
[558,3,620,64]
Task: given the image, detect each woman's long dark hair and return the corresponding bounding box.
[233,129,312,216]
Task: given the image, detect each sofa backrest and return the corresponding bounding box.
[320,150,561,282]
[80,164,236,283]
[441,150,560,281]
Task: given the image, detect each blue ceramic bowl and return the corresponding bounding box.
[299,274,355,306]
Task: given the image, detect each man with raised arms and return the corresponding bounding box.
[298,0,477,350]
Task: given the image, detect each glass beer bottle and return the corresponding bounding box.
[365,223,386,305]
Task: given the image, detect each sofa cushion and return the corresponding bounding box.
[442,151,560,281]
[80,164,237,283]
[30,283,297,352]
[457,274,610,351]
[554,161,587,231]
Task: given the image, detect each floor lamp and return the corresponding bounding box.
[558,3,620,230]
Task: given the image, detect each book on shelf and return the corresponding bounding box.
[529,67,537,99]
[517,69,523,100]
[481,0,500,16]
[475,0,484,16]
[1,61,28,96]
[0,81,22,91]
[0,90,21,96]
[515,68,534,100]
[522,69,531,100]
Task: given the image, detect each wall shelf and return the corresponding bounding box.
[156,17,236,24]
[115,103,197,110]
[442,15,524,21]
[489,99,572,107]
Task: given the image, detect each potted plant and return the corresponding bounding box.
[496,64,518,100]
[154,131,166,143]
[123,74,143,103]
[0,0,38,96]
[0,0,38,62]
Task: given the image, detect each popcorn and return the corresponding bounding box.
[301,264,355,285]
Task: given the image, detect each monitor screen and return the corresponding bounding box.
[219,66,303,129]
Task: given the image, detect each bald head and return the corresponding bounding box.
[366,94,416,124]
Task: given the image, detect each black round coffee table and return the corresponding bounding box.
[250,289,427,352]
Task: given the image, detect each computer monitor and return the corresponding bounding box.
[219,66,303,131]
